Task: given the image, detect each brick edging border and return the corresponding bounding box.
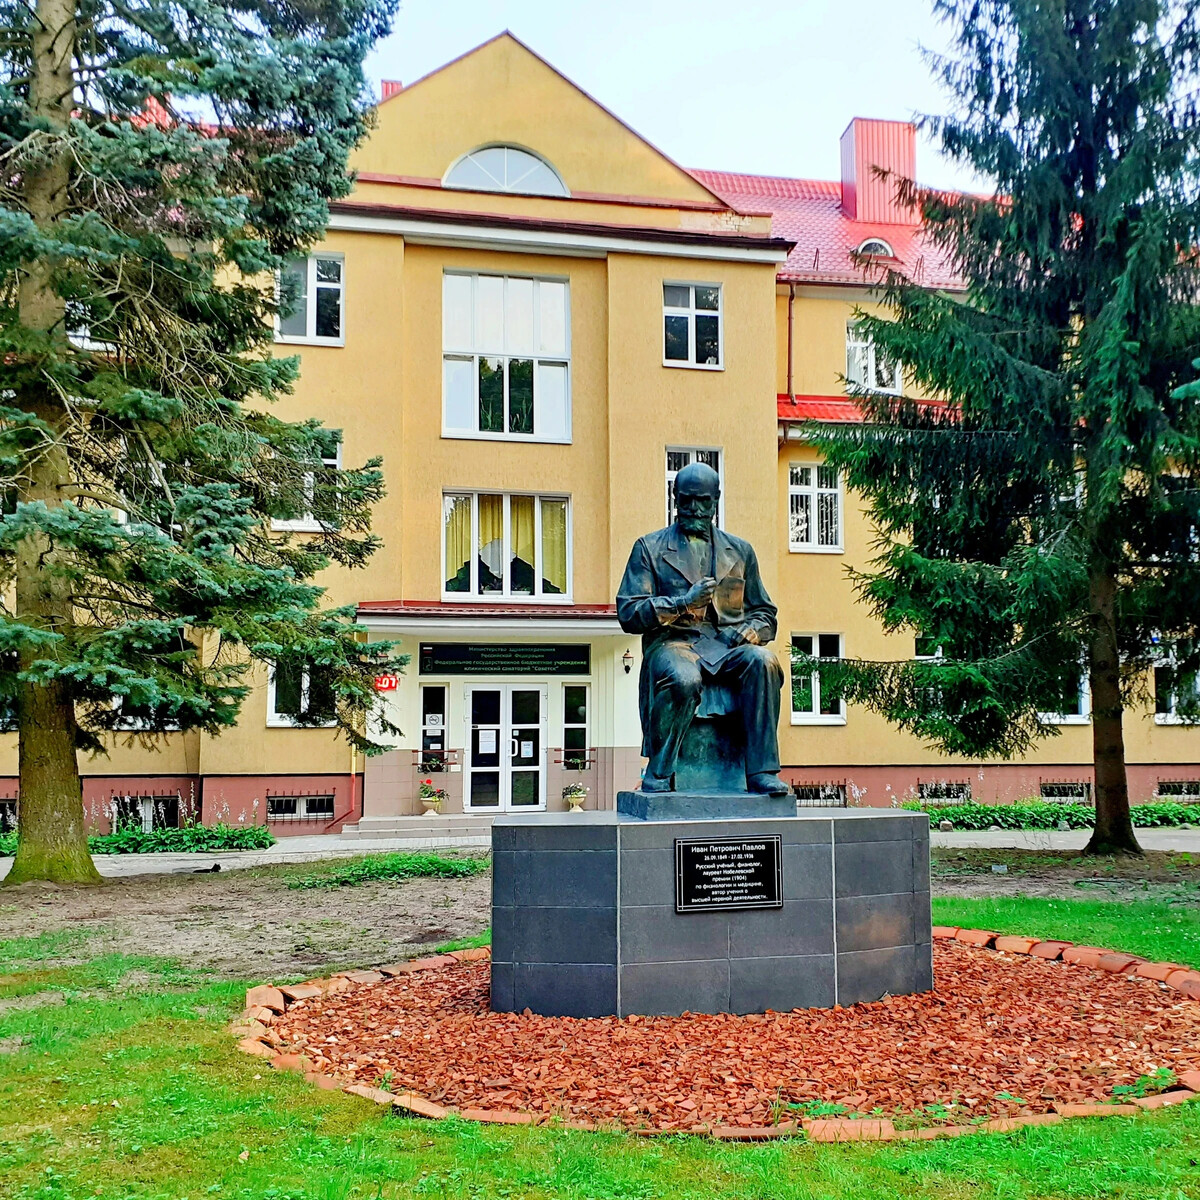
[231,934,1200,1142]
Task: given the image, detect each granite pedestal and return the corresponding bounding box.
[490,805,932,1018]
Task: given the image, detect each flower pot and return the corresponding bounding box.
[565,795,586,813]
[420,797,443,816]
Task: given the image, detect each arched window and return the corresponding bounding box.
[444,145,568,197]
[856,237,895,258]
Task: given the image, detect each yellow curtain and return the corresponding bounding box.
[443,494,472,592]
[478,493,504,588]
[510,494,535,594]
[540,499,567,595]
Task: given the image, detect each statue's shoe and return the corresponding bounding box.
[747,772,790,797]
[639,774,674,794]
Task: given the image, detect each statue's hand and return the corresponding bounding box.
[729,623,762,646]
[680,577,717,611]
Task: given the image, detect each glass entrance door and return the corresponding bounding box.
[465,685,547,811]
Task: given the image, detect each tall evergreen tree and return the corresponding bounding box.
[807,0,1200,854]
[0,0,403,885]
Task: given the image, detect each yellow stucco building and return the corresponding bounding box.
[4,33,1197,836]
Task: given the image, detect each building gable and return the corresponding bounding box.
[352,32,726,209]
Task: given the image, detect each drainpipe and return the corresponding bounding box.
[786,283,796,402]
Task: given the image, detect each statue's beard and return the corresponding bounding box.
[677,514,713,537]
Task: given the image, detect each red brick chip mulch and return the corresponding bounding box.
[262,941,1200,1132]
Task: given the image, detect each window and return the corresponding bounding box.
[420,685,448,772]
[0,800,16,832]
[1038,665,1090,725]
[267,794,335,822]
[913,637,947,715]
[111,794,180,832]
[917,781,971,802]
[267,661,337,727]
[1040,781,1091,803]
[791,633,844,724]
[443,272,570,441]
[271,430,341,532]
[794,783,847,807]
[846,320,901,393]
[666,448,722,525]
[1156,779,1200,801]
[789,463,842,551]
[663,283,722,368]
[563,684,589,770]
[1155,644,1200,724]
[856,238,895,258]
[112,696,181,732]
[443,491,569,600]
[444,145,568,197]
[277,254,344,344]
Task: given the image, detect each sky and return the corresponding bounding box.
[364,0,988,192]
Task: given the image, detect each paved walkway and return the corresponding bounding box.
[0,831,492,880]
[2,826,1197,881]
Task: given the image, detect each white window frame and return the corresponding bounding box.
[917,780,971,802]
[275,253,345,347]
[856,238,895,258]
[111,695,181,733]
[1154,646,1200,725]
[271,437,342,533]
[846,320,901,394]
[790,632,846,725]
[662,282,724,370]
[266,663,338,729]
[1155,779,1200,800]
[441,490,573,603]
[443,144,570,198]
[562,682,590,771]
[788,461,843,553]
[266,793,336,820]
[1039,664,1091,726]
[665,446,724,527]
[441,271,572,444]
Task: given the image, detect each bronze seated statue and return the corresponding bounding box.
[616,462,788,796]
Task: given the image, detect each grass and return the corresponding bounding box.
[287,851,490,890]
[933,895,1200,967]
[3,901,1200,1198]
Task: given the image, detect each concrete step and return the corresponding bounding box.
[340,814,496,840]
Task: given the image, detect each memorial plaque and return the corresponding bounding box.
[674,835,783,913]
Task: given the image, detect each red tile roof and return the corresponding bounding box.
[356,601,617,619]
[777,395,864,423]
[690,170,964,290]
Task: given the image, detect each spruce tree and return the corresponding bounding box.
[0,0,402,884]
[807,0,1200,854]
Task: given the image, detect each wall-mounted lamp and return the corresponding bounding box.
[622,650,634,675]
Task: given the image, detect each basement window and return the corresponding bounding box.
[267,794,335,822]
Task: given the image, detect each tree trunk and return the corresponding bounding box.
[5,0,99,886]
[1084,566,1141,855]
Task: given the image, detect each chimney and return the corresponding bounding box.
[381,79,403,100]
[839,118,916,224]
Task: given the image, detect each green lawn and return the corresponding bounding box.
[2,898,1199,1199]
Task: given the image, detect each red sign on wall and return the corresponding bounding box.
[373,674,400,691]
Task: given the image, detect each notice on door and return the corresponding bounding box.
[477,729,497,754]
[674,836,783,913]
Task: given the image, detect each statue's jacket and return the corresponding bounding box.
[616,525,779,756]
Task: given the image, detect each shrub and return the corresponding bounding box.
[0,823,275,858]
[904,798,1198,830]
